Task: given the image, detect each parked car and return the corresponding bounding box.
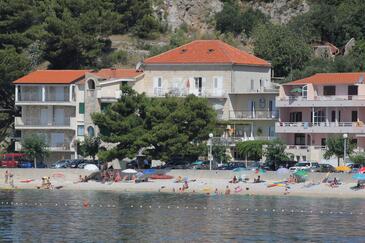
[217,162,246,170]
[51,160,72,168]
[312,164,336,173]
[18,161,47,168]
[68,159,88,168]
[346,163,362,173]
[0,153,28,168]
[289,162,320,172]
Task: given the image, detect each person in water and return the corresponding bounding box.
[225,185,231,195]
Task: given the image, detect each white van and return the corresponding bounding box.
[289,162,320,172]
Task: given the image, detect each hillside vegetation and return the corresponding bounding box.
[1,0,365,144]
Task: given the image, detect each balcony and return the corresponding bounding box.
[15,117,76,130]
[276,122,365,134]
[15,141,74,152]
[229,110,279,120]
[212,136,275,146]
[276,95,365,107]
[16,86,75,105]
[151,88,227,98]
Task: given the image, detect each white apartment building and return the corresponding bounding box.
[134,40,278,159]
[13,70,88,162]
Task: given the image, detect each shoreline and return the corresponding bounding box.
[0,169,364,199]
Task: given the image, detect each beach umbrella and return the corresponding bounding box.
[277,168,290,174]
[358,167,365,173]
[294,170,308,177]
[352,173,365,180]
[336,165,351,172]
[290,87,302,93]
[84,164,99,171]
[122,169,137,174]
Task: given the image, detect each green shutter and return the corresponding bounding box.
[79,103,85,114]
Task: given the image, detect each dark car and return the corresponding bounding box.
[18,161,47,168]
[51,159,72,168]
[312,164,336,173]
[68,159,88,168]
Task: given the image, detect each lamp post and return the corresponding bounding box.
[343,133,348,165]
[208,133,213,170]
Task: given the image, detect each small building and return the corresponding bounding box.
[276,72,365,163]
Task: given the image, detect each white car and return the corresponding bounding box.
[289,162,320,172]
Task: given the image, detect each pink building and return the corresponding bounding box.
[276,72,365,163]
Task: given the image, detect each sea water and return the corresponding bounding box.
[0,190,364,242]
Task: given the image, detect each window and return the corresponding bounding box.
[101,103,111,112]
[79,103,85,114]
[77,125,84,136]
[194,77,202,88]
[294,134,305,145]
[348,85,358,96]
[87,126,95,137]
[289,112,302,122]
[352,111,358,122]
[313,109,326,123]
[14,130,21,138]
[302,85,308,98]
[321,138,326,146]
[250,79,254,90]
[323,86,336,96]
[87,79,95,90]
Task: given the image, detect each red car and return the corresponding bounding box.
[0,153,27,168]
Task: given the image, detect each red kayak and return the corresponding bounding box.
[149,175,174,180]
[20,179,34,183]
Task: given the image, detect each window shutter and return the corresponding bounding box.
[79,103,85,114]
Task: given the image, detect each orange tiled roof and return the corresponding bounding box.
[13,70,89,84]
[91,69,142,79]
[144,40,270,67]
[287,72,365,85]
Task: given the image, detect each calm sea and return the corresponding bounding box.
[0,190,364,242]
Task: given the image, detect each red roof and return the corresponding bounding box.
[287,72,365,85]
[13,70,89,84]
[144,40,270,67]
[91,69,142,79]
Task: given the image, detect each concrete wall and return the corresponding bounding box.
[231,65,271,93]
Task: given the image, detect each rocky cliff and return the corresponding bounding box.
[156,0,309,31]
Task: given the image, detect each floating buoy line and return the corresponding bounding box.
[0,201,362,216]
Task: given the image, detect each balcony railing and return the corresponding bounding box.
[152,88,227,98]
[278,95,365,102]
[15,141,73,151]
[277,122,358,128]
[229,110,279,120]
[212,136,275,145]
[276,121,365,133]
[15,117,76,128]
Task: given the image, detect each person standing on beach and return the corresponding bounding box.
[9,172,14,188]
[4,170,9,184]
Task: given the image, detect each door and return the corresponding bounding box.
[194,77,202,96]
[40,108,48,126]
[153,77,163,96]
[55,86,65,101]
[54,108,64,125]
[51,133,65,148]
[213,77,223,96]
